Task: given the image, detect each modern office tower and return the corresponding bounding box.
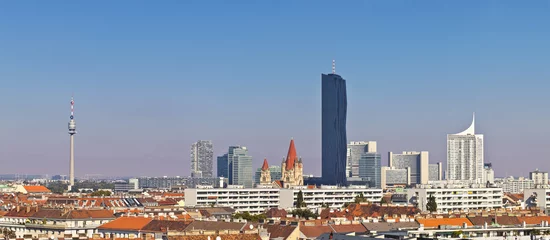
[347,141,377,178]
[447,114,484,182]
[280,138,304,187]
[358,152,381,188]
[530,169,549,186]
[428,162,443,181]
[381,166,410,189]
[483,163,495,184]
[190,140,214,178]
[389,151,429,185]
[67,96,77,188]
[254,161,282,185]
[322,63,348,186]
[218,146,253,188]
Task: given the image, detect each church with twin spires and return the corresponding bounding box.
[259,138,304,188]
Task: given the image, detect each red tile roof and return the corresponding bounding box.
[285,139,297,170]
[518,216,550,225]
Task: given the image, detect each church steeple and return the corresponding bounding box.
[261,158,269,171]
[285,138,297,170]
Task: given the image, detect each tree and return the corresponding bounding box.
[90,190,111,197]
[380,198,388,206]
[296,190,306,208]
[1,227,16,239]
[354,193,367,204]
[426,194,437,212]
[291,209,318,220]
[232,212,266,222]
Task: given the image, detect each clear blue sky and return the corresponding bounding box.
[0,1,549,177]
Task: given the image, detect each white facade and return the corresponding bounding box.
[279,186,382,209]
[184,188,280,214]
[447,114,484,182]
[184,186,383,213]
[524,189,550,214]
[483,165,495,184]
[407,187,503,212]
[530,169,549,186]
[501,177,534,194]
[389,151,429,184]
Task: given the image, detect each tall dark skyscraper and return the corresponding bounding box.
[322,72,348,186]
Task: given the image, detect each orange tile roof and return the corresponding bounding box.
[168,234,261,240]
[98,217,153,231]
[518,216,550,225]
[24,185,51,193]
[417,218,473,228]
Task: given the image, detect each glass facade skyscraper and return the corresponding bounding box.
[322,73,348,186]
[358,153,381,188]
[218,146,253,188]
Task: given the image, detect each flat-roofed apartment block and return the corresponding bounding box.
[407,187,503,212]
[525,189,550,214]
[279,185,382,209]
[381,166,410,189]
[184,187,280,214]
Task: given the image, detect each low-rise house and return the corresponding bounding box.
[0,207,115,238]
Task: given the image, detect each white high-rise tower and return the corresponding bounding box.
[68,96,77,187]
[447,113,484,182]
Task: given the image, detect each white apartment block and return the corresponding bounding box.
[389,151,429,185]
[530,169,549,186]
[447,114,484,182]
[184,187,280,214]
[501,177,534,194]
[407,187,503,212]
[279,185,383,209]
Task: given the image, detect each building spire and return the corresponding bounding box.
[332,60,336,74]
[70,95,74,120]
[262,158,269,171]
[454,112,475,135]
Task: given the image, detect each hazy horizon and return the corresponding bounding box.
[1,1,549,178]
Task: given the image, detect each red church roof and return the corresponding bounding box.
[285,139,298,170]
[261,158,269,171]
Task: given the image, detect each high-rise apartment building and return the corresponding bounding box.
[530,169,548,186]
[190,140,213,178]
[428,163,443,181]
[389,151,429,185]
[347,141,377,178]
[447,114,484,182]
[483,163,495,184]
[322,71,348,186]
[218,146,253,188]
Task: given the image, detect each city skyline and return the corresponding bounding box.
[1,1,549,177]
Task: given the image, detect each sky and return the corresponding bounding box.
[0,1,549,178]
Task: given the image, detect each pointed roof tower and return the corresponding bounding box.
[454,113,475,135]
[285,138,297,171]
[262,158,269,171]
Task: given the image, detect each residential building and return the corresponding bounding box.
[501,176,534,194]
[136,176,186,189]
[184,187,280,214]
[190,140,214,178]
[347,141,376,178]
[381,166,410,189]
[0,207,115,238]
[359,152,381,188]
[483,163,495,184]
[279,185,383,209]
[406,187,503,212]
[280,138,304,188]
[447,114,484,182]
[322,72,348,186]
[389,151,429,184]
[428,163,443,181]
[530,169,549,186]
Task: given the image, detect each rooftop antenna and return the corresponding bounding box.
[332,60,336,74]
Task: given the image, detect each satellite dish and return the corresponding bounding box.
[249,224,254,230]
[216,237,222,240]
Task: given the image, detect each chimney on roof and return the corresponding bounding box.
[16,205,20,212]
[26,206,30,213]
